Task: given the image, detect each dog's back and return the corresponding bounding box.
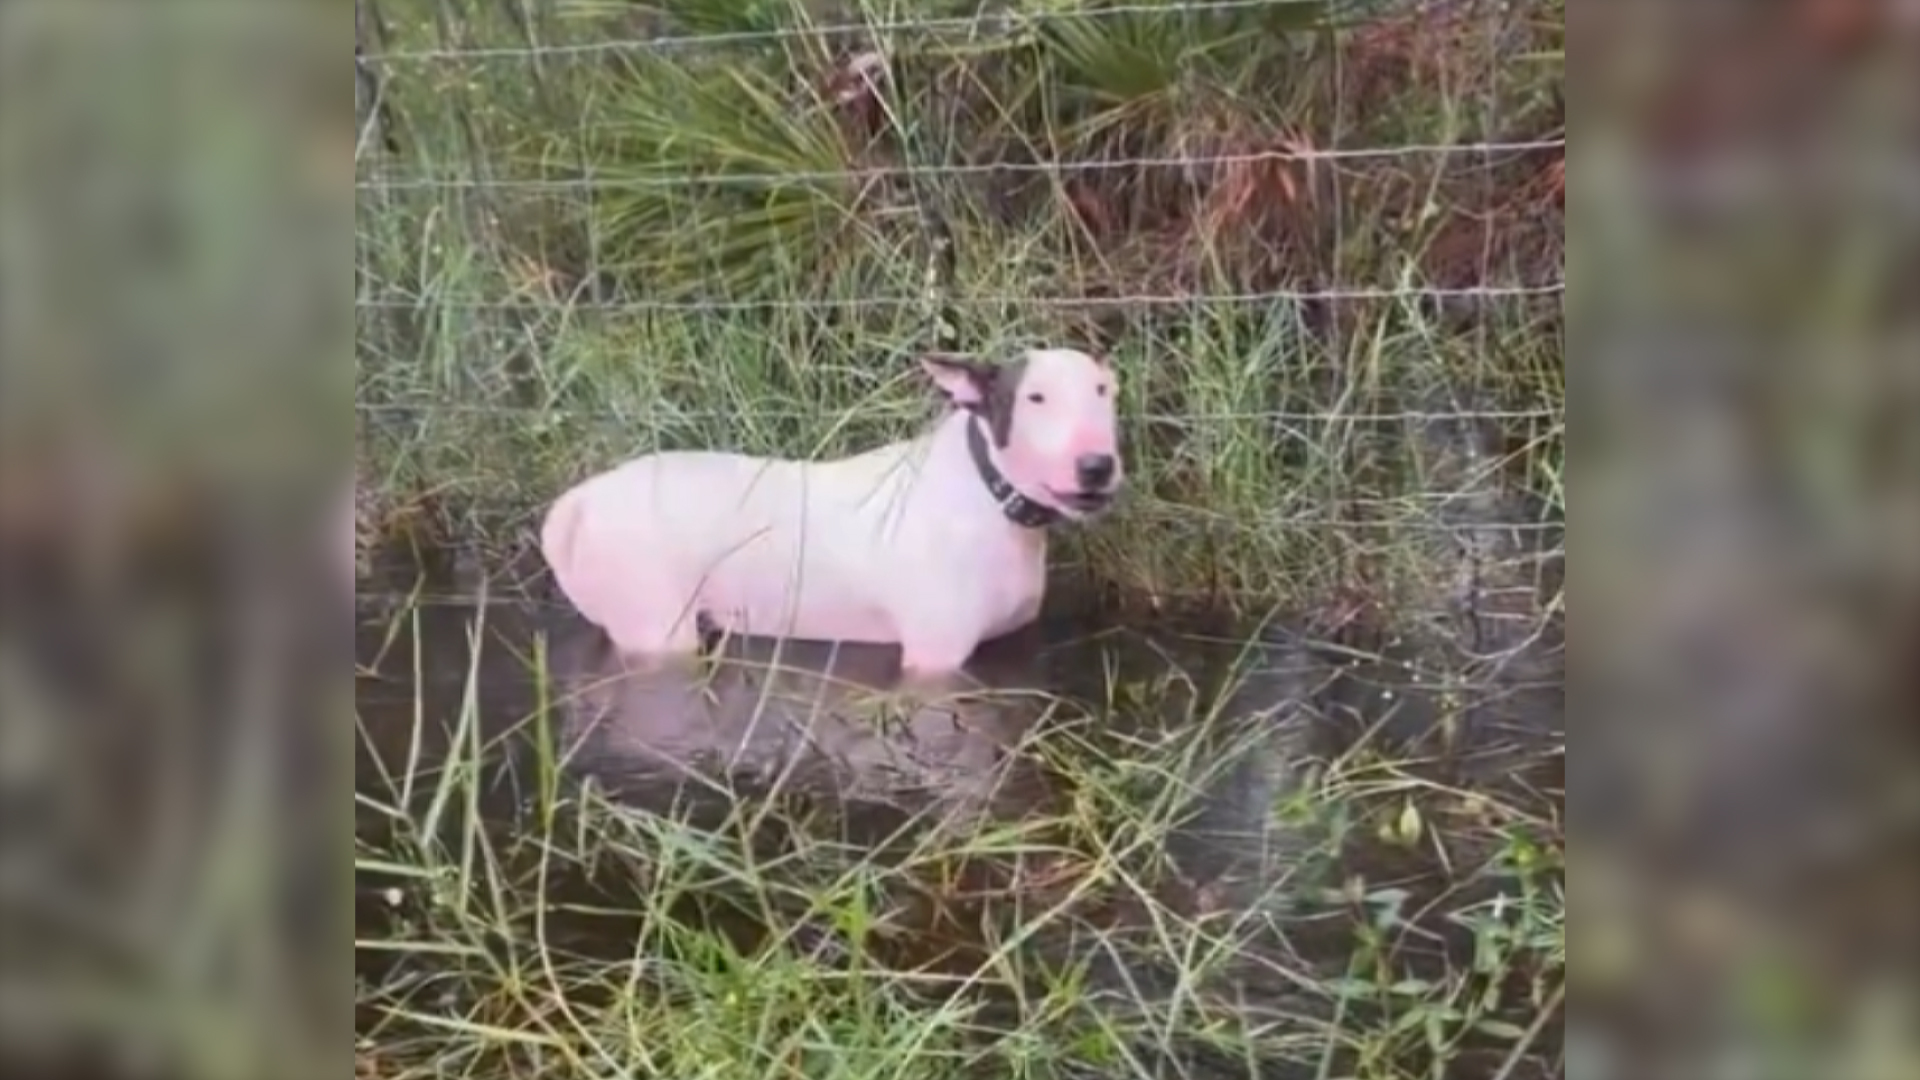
[542,444,921,648]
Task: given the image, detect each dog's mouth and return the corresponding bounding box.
[1050,488,1116,515]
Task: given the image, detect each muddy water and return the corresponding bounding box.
[351,567,1339,914]
[354,554,1562,1078]
[354,408,1563,1076]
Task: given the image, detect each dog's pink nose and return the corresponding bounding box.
[1076,453,1116,490]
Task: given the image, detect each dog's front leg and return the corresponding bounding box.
[896,633,980,696]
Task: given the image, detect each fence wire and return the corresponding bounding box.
[354,284,1563,313]
[360,0,1376,62]
[358,139,1568,191]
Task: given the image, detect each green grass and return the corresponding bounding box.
[355,0,1563,1076]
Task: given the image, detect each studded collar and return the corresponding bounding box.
[965,416,1061,529]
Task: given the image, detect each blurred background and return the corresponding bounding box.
[1574,2,1920,1076]
[0,3,344,1079]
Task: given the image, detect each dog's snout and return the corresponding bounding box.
[1075,453,1117,489]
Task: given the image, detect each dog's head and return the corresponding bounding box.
[921,347,1124,519]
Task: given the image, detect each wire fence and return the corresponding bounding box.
[353,284,1564,314]
[352,0,1566,622]
[357,139,1568,191]
[359,0,1405,61]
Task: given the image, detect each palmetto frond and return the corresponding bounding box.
[1040,0,1330,109]
[630,0,797,37]
[576,50,864,296]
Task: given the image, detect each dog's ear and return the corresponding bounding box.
[919,353,998,408]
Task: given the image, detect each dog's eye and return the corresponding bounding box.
[1027,392,1046,405]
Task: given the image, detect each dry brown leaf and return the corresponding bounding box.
[1066,182,1112,236]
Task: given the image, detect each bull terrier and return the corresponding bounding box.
[540,347,1124,682]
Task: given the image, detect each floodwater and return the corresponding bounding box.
[354,408,1564,1077]
[354,532,1564,1077]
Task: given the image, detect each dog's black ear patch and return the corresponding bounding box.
[982,355,1027,448]
[920,352,1028,448]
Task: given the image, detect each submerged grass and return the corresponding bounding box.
[355,0,1563,1075]
[354,575,1563,1080]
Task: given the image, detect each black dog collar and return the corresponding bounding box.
[965,416,1062,529]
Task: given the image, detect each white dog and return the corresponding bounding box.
[540,347,1124,679]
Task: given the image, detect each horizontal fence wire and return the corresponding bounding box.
[360,0,1366,62]
[357,515,1565,539]
[356,140,1567,191]
[354,284,1565,314]
[357,493,1565,518]
[355,403,1564,424]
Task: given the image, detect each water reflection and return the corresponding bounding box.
[555,622,1059,828]
[351,587,1325,855]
